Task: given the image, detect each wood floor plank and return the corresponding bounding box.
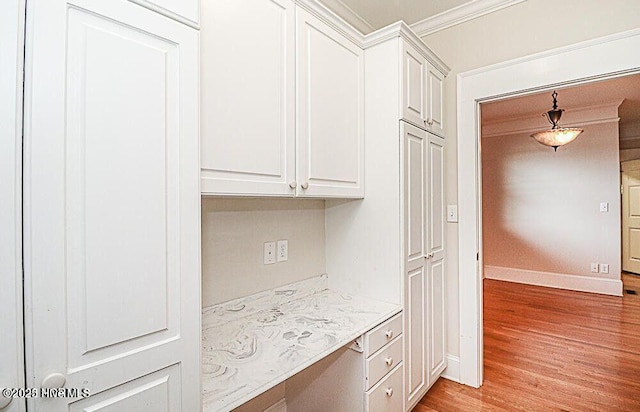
[416,274,640,411]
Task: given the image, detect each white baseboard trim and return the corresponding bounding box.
[442,354,460,383]
[484,265,623,296]
[264,398,287,412]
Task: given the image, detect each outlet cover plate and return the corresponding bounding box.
[264,241,276,265]
[277,239,288,262]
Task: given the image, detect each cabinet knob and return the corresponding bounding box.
[301,182,309,190]
[385,357,393,366]
[289,181,297,189]
[41,373,66,389]
[385,330,393,339]
[385,388,394,397]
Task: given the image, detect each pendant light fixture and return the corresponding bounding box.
[531,90,583,151]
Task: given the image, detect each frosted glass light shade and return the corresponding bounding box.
[531,127,583,149]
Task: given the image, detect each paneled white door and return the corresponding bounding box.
[296,6,364,198]
[23,1,200,410]
[426,134,446,383]
[402,122,428,407]
[200,0,296,196]
[622,160,640,274]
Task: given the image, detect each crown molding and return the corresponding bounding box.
[363,21,451,76]
[482,100,623,138]
[317,0,375,34]
[410,0,527,38]
[296,1,450,76]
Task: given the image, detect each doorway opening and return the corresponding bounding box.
[456,28,640,388]
[479,73,640,297]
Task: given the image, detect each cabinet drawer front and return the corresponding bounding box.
[365,336,403,390]
[365,363,403,412]
[364,313,402,356]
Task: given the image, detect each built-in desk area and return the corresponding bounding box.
[202,275,403,411]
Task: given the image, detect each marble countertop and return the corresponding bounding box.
[201,274,401,412]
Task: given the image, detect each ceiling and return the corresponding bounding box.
[326,0,473,29]
[481,73,640,127]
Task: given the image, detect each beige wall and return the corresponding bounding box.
[421,0,640,357]
[201,198,326,307]
[482,121,621,278]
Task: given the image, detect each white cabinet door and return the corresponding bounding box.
[401,42,427,129]
[403,126,447,409]
[296,7,364,198]
[23,1,200,410]
[128,0,199,27]
[201,0,296,196]
[426,66,444,137]
[402,122,428,407]
[426,134,446,383]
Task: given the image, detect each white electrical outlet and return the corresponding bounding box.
[447,205,458,223]
[599,202,609,212]
[277,239,288,262]
[600,263,609,274]
[590,263,599,273]
[264,241,276,265]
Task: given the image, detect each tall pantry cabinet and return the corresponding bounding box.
[23,0,201,410]
[325,25,448,411]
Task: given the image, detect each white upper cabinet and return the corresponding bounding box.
[201,0,296,196]
[128,0,199,27]
[200,0,364,198]
[400,39,445,137]
[401,42,427,129]
[296,7,364,198]
[426,66,444,137]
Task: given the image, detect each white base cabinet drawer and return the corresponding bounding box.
[365,363,403,412]
[365,335,403,390]
[364,313,402,356]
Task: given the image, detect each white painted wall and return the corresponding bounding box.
[482,117,621,281]
[201,198,326,307]
[420,0,640,358]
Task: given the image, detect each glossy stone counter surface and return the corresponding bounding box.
[201,274,401,411]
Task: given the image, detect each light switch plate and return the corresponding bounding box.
[447,205,458,223]
[600,202,609,212]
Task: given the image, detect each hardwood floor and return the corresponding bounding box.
[415,275,640,411]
